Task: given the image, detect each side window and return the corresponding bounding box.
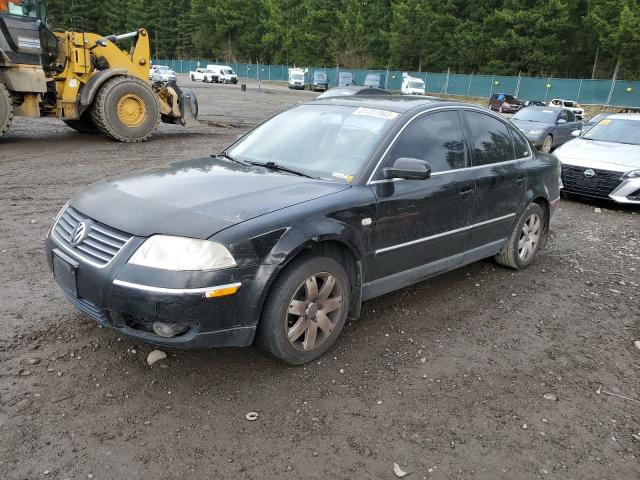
[509,127,531,158]
[464,111,516,165]
[385,111,466,173]
[566,110,575,122]
[558,110,568,122]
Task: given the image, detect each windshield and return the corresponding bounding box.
[1,0,39,16]
[156,66,169,71]
[564,101,575,107]
[504,95,518,103]
[291,73,304,81]
[582,118,640,145]
[513,108,557,123]
[408,81,424,89]
[224,68,235,75]
[227,104,399,182]
[314,72,327,81]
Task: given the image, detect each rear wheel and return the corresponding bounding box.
[495,203,545,270]
[258,255,350,365]
[90,76,160,143]
[63,110,100,134]
[0,83,13,137]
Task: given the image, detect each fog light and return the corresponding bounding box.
[153,322,179,338]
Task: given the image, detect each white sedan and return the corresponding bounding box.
[554,113,640,204]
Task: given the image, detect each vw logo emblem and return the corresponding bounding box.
[583,169,596,178]
[71,222,87,246]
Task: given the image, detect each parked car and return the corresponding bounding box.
[489,93,522,113]
[150,65,176,83]
[401,75,425,95]
[554,113,640,204]
[310,70,328,92]
[510,106,582,153]
[582,112,612,131]
[522,100,547,108]
[288,68,305,90]
[316,85,392,98]
[207,65,238,84]
[190,68,217,83]
[364,73,386,89]
[338,71,355,86]
[45,97,559,365]
[548,99,584,121]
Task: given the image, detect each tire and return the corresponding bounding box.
[63,110,101,134]
[495,202,545,270]
[0,82,13,137]
[540,134,553,153]
[257,255,350,365]
[191,75,195,82]
[90,75,160,143]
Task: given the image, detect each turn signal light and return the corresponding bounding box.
[204,283,241,299]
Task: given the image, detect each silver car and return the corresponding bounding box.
[150,65,177,83]
[554,113,640,204]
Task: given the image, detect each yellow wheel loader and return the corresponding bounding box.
[0,0,197,142]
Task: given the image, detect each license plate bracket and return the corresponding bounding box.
[52,249,79,297]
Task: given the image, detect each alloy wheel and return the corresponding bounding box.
[518,213,541,262]
[541,135,552,153]
[286,272,344,352]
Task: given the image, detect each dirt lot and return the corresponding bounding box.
[1,77,639,480]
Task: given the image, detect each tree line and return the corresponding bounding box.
[46,0,640,80]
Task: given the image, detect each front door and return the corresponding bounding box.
[365,110,475,296]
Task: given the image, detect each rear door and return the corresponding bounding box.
[462,110,527,256]
[367,110,475,287]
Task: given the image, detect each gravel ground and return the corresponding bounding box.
[1,77,639,480]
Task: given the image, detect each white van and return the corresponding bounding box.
[401,74,425,96]
[206,65,238,84]
[288,68,305,90]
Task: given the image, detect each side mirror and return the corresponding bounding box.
[571,130,581,137]
[557,118,567,125]
[383,157,431,180]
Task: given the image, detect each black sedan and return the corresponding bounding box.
[510,106,583,153]
[46,98,560,364]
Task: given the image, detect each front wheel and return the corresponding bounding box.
[495,203,545,270]
[541,134,553,153]
[257,255,350,365]
[90,76,160,143]
[0,82,13,137]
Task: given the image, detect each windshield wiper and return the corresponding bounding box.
[247,161,313,178]
[215,151,246,165]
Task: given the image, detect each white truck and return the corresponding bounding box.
[288,68,305,90]
[207,65,238,84]
[190,67,217,83]
[401,74,425,95]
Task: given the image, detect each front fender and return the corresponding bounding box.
[78,69,128,111]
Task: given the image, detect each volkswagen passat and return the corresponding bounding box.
[555,113,640,204]
[46,98,560,364]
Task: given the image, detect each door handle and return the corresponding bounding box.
[459,188,474,197]
[516,177,525,185]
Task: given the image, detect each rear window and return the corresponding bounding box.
[464,111,516,165]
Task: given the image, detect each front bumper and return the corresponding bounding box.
[522,131,546,147]
[559,163,640,204]
[501,104,521,113]
[45,229,274,348]
[312,83,328,91]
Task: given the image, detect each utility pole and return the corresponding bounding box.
[591,45,599,79]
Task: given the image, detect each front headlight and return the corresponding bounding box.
[528,129,544,135]
[626,169,640,178]
[128,235,236,271]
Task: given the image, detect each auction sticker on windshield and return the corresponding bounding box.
[353,107,399,120]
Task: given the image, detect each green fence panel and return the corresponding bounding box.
[609,81,640,107]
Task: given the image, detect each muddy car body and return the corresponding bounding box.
[46,98,560,364]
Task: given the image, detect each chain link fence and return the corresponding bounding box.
[155,59,640,108]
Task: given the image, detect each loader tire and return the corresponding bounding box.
[63,110,100,134]
[0,83,13,137]
[90,75,160,143]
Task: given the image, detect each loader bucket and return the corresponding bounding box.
[153,81,198,126]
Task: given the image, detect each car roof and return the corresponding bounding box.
[608,113,640,121]
[308,96,465,113]
[516,106,560,112]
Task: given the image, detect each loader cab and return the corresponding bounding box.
[0,0,58,66]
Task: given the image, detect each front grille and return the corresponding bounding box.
[561,165,623,198]
[52,206,132,266]
[63,291,108,323]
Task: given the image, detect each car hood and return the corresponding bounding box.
[555,138,640,171]
[71,157,351,238]
[511,120,551,131]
